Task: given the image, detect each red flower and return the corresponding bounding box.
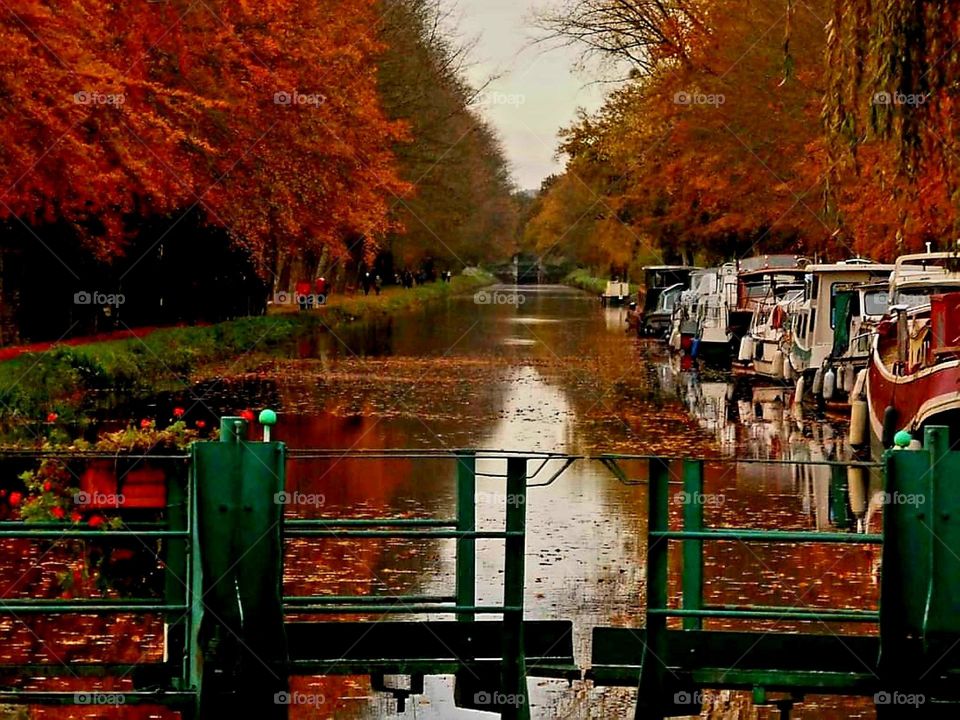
[196,420,207,429]
[51,507,65,520]
[140,418,153,429]
[70,511,82,523]
[88,515,105,528]
[46,412,58,423]
[8,492,22,507]
[42,481,52,493]
[172,407,185,418]
[240,409,255,422]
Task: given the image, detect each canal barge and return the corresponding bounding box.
[636,265,700,336]
[867,252,960,446]
[786,261,897,402]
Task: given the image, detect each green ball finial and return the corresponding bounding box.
[894,430,912,448]
[258,409,277,426]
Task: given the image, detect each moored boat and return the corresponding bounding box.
[636,265,700,336]
[786,261,897,402]
[734,258,808,379]
[866,252,960,447]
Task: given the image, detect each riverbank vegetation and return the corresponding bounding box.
[564,269,637,297]
[527,0,960,276]
[0,272,493,435]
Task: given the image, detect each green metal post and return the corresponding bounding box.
[681,460,704,631]
[922,426,960,640]
[501,456,530,720]
[456,452,477,623]
[193,416,288,719]
[636,457,670,720]
[161,460,189,691]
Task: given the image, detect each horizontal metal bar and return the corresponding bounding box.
[0,452,189,460]
[283,530,523,539]
[0,601,188,614]
[284,594,456,605]
[648,607,879,622]
[652,530,883,544]
[284,519,457,529]
[287,449,576,459]
[597,454,882,469]
[283,605,519,614]
[0,527,190,539]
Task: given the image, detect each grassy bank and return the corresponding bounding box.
[0,271,494,426]
[565,269,639,296]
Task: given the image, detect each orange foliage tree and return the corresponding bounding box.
[0,0,409,273]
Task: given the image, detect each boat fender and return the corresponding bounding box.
[794,375,807,405]
[849,400,868,446]
[691,338,700,359]
[772,350,785,378]
[850,369,868,402]
[882,406,898,449]
[738,336,754,363]
[812,367,824,395]
[843,364,856,393]
[823,367,837,401]
[669,328,681,350]
[783,355,795,381]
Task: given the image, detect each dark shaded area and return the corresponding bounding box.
[0,210,268,344]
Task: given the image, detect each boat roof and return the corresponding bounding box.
[738,255,809,272]
[642,265,701,271]
[804,262,896,274]
[738,267,808,280]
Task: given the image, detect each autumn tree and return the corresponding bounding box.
[531,0,836,274]
[376,0,519,273]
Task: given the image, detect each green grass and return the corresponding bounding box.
[0,271,495,428]
[565,269,639,296]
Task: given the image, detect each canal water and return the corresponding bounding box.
[3,284,884,718]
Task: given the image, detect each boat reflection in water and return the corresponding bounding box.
[668,362,884,536]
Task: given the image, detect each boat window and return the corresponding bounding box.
[863,290,889,316]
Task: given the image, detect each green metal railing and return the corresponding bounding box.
[5,421,960,719]
[0,451,194,705]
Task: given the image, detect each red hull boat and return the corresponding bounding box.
[868,291,960,445]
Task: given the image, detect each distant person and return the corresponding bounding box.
[374,274,383,295]
[295,279,312,311]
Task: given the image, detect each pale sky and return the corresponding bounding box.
[451,0,608,191]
